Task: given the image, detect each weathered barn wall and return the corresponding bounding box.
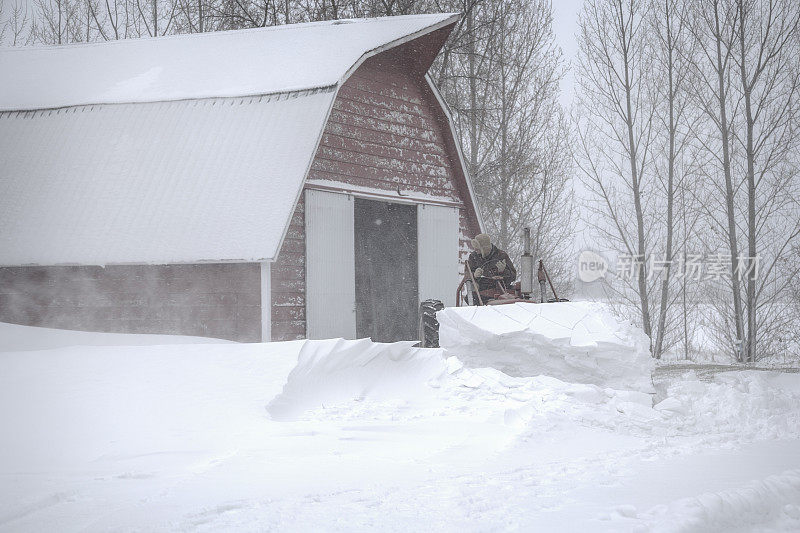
[270,33,480,341]
[270,196,306,341]
[0,264,261,342]
[312,39,481,256]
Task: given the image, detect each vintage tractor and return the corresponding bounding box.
[419,227,567,348]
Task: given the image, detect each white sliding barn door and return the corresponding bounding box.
[305,189,356,339]
[417,204,460,307]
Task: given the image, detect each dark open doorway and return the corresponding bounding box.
[354,198,418,342]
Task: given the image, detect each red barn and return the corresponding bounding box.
[0,14,483,342]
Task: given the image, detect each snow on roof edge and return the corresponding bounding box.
[0,85,339,115]
[0,13,461,112]
[0,13,459,54]
[268,84,341,268]
[332,13,459,85]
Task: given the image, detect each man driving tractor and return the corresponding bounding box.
[420,230,566,347]
[467,233,517,304]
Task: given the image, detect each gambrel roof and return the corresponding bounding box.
[0,14,481,266]
[0,13,458,111]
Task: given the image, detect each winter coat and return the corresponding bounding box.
[468,245,517,292]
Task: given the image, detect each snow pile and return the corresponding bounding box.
[265,338,656,431]
[437,301,654,392]
[266,338,451,420]
[444,362,662,439]
[613,469,800,532]
[260,339,800,451]
[493,368,800,446]
[653,371,800,443]
[437,363,800,451]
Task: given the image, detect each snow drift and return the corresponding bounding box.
[2,323,800,531]
[0,339,304,474]
[437,301,655,392]
[266,338,451,420]
[625,468,800,532]
[0,321,233,352]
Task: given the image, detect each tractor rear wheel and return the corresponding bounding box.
[419,299,444,348]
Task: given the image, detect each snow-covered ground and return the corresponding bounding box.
[0,321,234,352]
[1,306,799,532]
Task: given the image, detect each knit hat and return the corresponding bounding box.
[471,233,492,257]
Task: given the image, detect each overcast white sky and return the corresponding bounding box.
[551,0,584,107]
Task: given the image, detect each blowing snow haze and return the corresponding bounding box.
[2,2,800,531]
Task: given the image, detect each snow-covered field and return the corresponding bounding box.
[1,303,799,532]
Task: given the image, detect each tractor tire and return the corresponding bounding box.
[419,299,444,348]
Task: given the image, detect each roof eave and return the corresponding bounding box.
[424,72,486,233]
[335,13,460,88]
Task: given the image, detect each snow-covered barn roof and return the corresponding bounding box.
[0,14,473,266]
[0,90,335,265]
[0,13,458,111]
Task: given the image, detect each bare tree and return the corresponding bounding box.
[648,0,699,357]
[437,0,499,186]
[684,0,747,360]
[0,2,6,43]
[675,156,707,359]
[135,0,176,36]
[432,0,573,279]
[86,0,129,39]
[477,0,566,249]
[32,0,84,43]
[576,0,656,347]
[7,0,33,45]
[734,0,800,361]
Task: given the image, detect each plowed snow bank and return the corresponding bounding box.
[264,340,800,449]
[437,302,654,392]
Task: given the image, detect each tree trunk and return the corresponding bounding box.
[713,0,745,361]
[621,15,652,345]
[654,0,676,359]
[737,0,757,363]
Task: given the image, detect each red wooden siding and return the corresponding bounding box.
[270,195,306,341]
[309,64,461,200]
[269,34,481,341]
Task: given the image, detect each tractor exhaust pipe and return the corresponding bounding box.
[520,227,533,296]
